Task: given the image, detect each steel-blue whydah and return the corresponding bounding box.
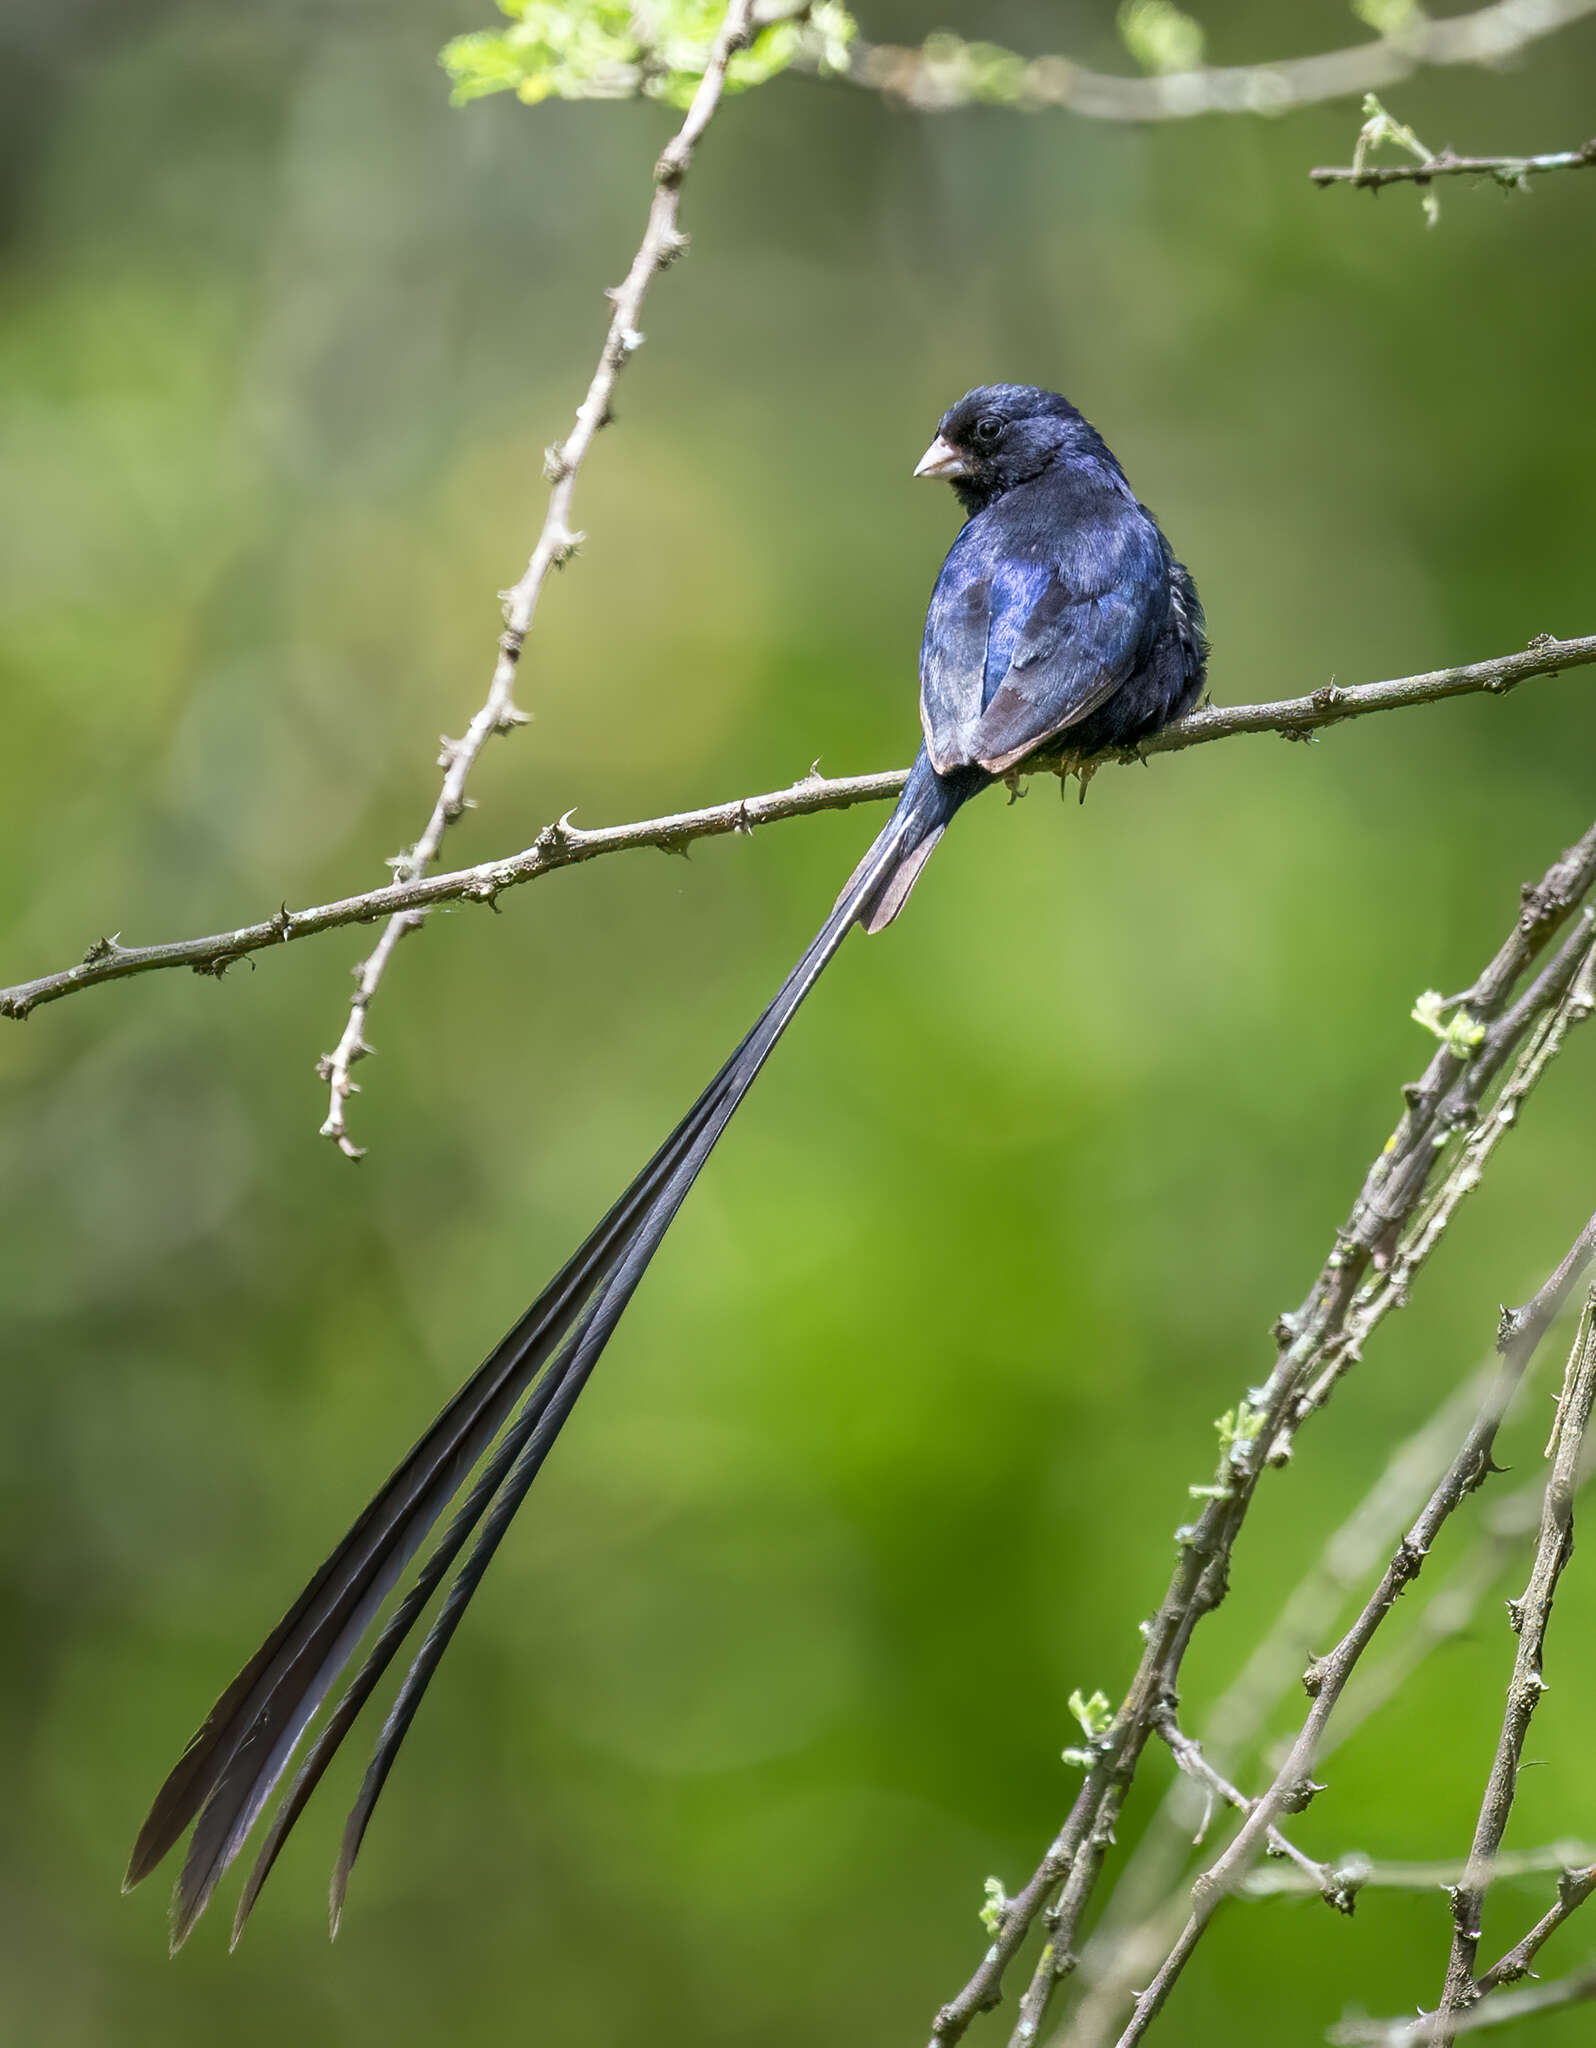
[128,384,1209,1949]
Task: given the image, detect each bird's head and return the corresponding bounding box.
[913,384,1089,513]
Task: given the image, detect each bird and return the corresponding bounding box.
[126,383,1207,1950]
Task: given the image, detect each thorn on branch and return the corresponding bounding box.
[538,809,584,857]
[316,1034,372,1082]
[1279,1777,1328,1815]
[1323,1870,1364,1917]
[320,1120,367,1163]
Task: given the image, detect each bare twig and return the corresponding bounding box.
[316,0,759,1157]
[929,858,1596,2045]
[1282,911,1596,1436]
[1432,1290,1596,2040]
[1334,1965,1596,2044]
[1064,1368,1501,2048]
[1109,1213,1596,2048]
[1471,1861,1596,1996]
[1314,1457,1587,1769]
[1152,1710,1345,1907]
[5,635,1592,1027]
[828,1,1596,122]
[1064,1448,1595,2048]
[1313,139,1596,189]
[1244,1840,1596,1901]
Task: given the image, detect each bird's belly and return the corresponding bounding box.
[1065,632,1202,759]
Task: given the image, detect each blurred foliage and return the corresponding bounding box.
[1353,0,1426,34]
[1,2,1595,2045]
[1117,0,1208,75]
[440,0,857,107]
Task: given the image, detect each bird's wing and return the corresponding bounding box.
[920,515,1165,776]
[918,558,993,768]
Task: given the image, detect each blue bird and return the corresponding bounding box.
[128,384,1207,1948]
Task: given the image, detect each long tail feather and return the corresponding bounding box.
[134,750,978,1944]
[134,1039,757,1902]
[329,917,834,1925]
[232,1298,602,1946]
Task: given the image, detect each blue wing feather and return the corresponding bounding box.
[919,474,1169,776]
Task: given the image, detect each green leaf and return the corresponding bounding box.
[1068,1687,1114,1739]
[1411,989,1485,1058]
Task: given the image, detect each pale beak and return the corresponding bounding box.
[913,435,969,480]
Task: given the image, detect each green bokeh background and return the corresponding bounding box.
[3,3,1595,2041]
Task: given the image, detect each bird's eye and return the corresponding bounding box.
[972,415,1004,445]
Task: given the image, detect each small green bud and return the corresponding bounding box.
[1411,990,1486,1058]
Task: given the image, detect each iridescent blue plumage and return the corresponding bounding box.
[917,384,1205,780]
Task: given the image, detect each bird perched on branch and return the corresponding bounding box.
[128,383,1207,1948]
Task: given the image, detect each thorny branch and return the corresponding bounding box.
[1066,1436,1596,2044]
[1313,139,1596,190]
[1151,1710,1343,1907]
[1106,929,1596,2048]
[316,0,759,1157]
[1245,1840,1596,1902]
[1063,1367,1509,2048]
[1102,1018,1596,2048]
[826,0,1596,121]
[1431,1290,1596,2041]
[1333,1967,1596,2044]
[3,635,1591,1025]
[927,824,1596,2046]
[1470,1863,1596,1996]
